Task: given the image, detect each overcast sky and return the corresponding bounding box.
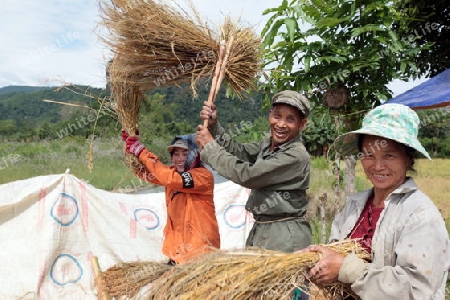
[0,0,426,97]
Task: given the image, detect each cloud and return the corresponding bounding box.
[387,77,429,98]
[1,0,110,88]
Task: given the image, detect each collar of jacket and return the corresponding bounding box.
[266,133,303,152]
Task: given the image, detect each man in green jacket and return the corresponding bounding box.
[196,90,312,253]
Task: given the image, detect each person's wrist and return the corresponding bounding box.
[131,141,145,157]
[208,120,217,129]
[127,138,145,157]
[338,253,367,283]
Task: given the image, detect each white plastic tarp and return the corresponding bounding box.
[0,172,254,299]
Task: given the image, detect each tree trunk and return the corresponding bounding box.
[344,157,356,195]
[319,193,327,244]
[333,153,342,217]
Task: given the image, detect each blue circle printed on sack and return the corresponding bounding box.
[134,208,160,230]
[50,254,83,286]
[223,204,246,229]
[50,193,79,226]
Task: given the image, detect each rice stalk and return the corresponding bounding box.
[108,58,144,171]
[100,261,173,299]
[137,239,369,300]
[99,0,262,98]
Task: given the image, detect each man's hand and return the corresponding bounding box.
[199,101,217,127]
[195,125,214,150]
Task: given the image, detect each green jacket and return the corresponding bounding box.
[200,122,312,252]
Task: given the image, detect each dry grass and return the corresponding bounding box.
[108,61,144,171]
[99,0,262,97]
[413,158,450,221]
[100,261,173,299]
[97,240,369,300]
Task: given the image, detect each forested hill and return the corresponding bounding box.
[0,83,266,141]
[0,86,54,95]
[1,84,449,157]
[147,82,266,127]
[0,85,110,137]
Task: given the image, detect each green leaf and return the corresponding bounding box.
[379,94,388,101]
[317,56,347,64]
[261,14,280,38]
[262,7,283,16]
[387,29,399,43]
[284,17,298,42]
[351,24,385,37]
[285,54,294,71]
[304,55,311,73]
[408,62,418,72]
[400,62,406,72]
[262,18,285,47]
[350,1,356,15]
[376,36,387,44]
[292,4,316,25]
[316,17,348,28]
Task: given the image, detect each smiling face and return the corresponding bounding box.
[360,135,411,199]
[269,104,307,149]
[171,147,188,172]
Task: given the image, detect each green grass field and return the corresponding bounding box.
[0,137,156,191]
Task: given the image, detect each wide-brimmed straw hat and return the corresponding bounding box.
[330,103,431,159]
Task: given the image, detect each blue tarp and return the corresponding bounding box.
[385,68,450,110]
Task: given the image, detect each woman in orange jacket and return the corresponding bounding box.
[122,131,220,264]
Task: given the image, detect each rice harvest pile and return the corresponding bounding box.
[97,239,369,300]
[99,0,262,171]
[99,261,173,299]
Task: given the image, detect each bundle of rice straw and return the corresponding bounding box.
[100,0,262,171]
[100,0,261,96]
[107,57,144,171]
[97,239,369,300]
[99,261,173,299]
[146,239,369,300]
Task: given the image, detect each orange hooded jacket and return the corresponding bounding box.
[134,148,220,264]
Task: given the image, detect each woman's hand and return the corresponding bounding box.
[121,129,145,157]
[297,245,345,284]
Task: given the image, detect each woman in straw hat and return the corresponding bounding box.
[196,90,312,253]
[122,131,220,265]
[299,103,449,299]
